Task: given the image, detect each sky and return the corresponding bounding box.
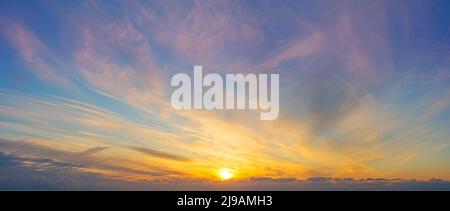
[0,0,450,190]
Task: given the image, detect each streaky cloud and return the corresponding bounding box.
[127,146,191,162]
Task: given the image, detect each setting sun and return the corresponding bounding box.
[218,168,234,180]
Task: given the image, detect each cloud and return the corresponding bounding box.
[0,152,159,190]
[127,146,191,162]
[77,147,109,157]
[0,0,450,189]
[259,30,325,71]
[0,20,71,87]
[0,138,177,179]
[330,10,393,84]
[1,151,448,191]
[72,18,167,113]
[149,0,263,65]
[241,177,450,191]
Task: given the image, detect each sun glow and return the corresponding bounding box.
[218,168,234,180]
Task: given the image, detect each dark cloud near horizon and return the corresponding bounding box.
[0,152,449,190]
[0,139,179,179]
[245,176,450,191]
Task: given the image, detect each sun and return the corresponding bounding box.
[218,168,234,180]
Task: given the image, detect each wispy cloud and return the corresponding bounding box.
[259,29,325,71]
[150,0,263,65]
[127,146,191,162]
[0,20,71,87]
[77,147,109,157]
